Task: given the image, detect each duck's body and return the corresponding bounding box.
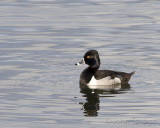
[80,67,134,85]
[76,50,135,86]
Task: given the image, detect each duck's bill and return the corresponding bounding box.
[75,58,85,65]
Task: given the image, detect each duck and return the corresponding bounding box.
[76,50,135,86]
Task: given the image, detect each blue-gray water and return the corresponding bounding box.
[0,0,160,128]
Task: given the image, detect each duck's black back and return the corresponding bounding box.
[94,70,135,84]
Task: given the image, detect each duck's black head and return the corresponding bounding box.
[76,50,101,70]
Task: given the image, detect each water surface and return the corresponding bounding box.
[0,0,160,128]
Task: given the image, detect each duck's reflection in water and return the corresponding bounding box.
[79,83,130,117]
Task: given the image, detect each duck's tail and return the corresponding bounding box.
[122,71,135,83]
[129,71,135,77]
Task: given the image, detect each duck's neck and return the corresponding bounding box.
[88,66,99,73]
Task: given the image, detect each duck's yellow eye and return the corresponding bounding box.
[87,56,90,59]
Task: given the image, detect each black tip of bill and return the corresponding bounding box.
[75,58,85,66]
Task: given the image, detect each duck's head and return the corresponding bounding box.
[76,50,101,70]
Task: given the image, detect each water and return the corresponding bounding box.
[0,0,160,128]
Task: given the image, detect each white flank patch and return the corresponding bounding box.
[87,76,121,86]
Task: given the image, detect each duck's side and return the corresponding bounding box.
[94,70,135,84]
[80,67,135,85]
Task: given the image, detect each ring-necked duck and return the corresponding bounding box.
[76,50,135,86]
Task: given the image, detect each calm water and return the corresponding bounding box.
[0,0,160,128]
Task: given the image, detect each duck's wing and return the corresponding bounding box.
[94,70,135,83]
